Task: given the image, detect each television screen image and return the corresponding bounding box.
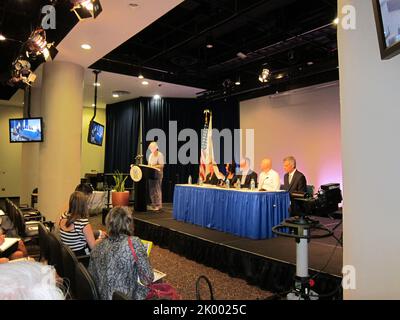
[9,118,43,143]
[88,121,104,146]
[374,0,400,59]
[379,0,400,48]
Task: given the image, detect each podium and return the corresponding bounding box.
[130,164,160,212]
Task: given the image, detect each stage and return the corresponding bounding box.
[131,203,343,299]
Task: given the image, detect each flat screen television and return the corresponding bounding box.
[9,117,43,143]
[373,0,400,59]
[88,120,104,146]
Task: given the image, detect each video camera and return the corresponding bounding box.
[291,183,342,217]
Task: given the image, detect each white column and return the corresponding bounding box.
[20,87,41,206]
[38,61,84,221]
[338,0,400,299]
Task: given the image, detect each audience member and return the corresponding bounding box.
[0,227,28,263]
[237,157,258,188]
[258,158,280,191]
[89,206,154,300]
[0,261,65,300]
[282,156,307,193]
[59,191,105,256]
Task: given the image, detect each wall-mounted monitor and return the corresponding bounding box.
[9,117,43,143]
[373,0,400,59]
[88,120,104,146]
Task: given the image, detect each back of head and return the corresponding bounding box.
[75,183,94,195]
[106,206,134,239]
[0,261,65,300]
[66,191,89,227]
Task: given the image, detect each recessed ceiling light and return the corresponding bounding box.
[0,34,6,41]
[275,73,285,79]
[81,43,92,50]
[142,80,149,85]
[93,82,100,86]
[153,94,161,100]
[113,93,119,98]
[333,17,339,25]
[138,73,144,79]
[206,43,213,49]
[92,103,96,107]
[307,61,314,66]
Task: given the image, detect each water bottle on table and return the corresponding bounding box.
[226,178,230,189]
[250,179,255,191]
[188,175,192,185]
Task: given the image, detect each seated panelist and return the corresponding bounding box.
[204,163,220,185]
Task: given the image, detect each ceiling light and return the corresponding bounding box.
[113,93,119,98]
[153,94,161,100]
[237,52,247,59]
[71,0,102,20]
[93,82,100,86]
[92,103,96,107]
[26,28,58,61]
[333,17,339,25]
[206,36,213,49]
[206,43,213,49]
[81,43,91,50]
[138,73,144,79]
[235,76,241,86]
[0,34,6,41]
[275,73,285,79]
[142,80,149,85]
[112,90,130,98]
[307,61,314,66]
[258,68,271,83]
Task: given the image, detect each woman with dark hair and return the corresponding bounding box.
[59,191,105,255]
[223,162,238,186]
[88,206,154,300]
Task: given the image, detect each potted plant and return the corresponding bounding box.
[111,170,129,207]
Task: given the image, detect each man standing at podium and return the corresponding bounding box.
[147,141,164,211]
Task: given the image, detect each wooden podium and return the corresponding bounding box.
[130,164,160,212]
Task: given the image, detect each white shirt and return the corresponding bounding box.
[258,169,280,191]
[288,169,297,185]
[148,151,165,167]
[240,168,250,185]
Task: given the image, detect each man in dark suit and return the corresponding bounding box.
[237,157,258,188]
[282,156,307,193]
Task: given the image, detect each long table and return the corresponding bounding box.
[173,184,290,240]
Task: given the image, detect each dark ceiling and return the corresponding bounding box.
[0,0,338,102]
[91,0,339,101]
[0,0,77,100]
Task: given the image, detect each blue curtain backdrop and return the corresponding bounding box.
[105,97,239,202]
[104,99,140,183]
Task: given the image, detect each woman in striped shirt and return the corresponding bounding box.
[59,191,104,255]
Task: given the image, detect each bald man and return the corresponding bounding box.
[258,158,280,191]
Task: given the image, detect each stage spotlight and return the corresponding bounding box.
[0,34,6,41]
[258,68,270,83]
[26,28,58,61]
[71,0,103,20]
[9,58,37,86]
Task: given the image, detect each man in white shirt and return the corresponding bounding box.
[258,158,280,191]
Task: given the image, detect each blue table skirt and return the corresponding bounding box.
[173,185,290,240]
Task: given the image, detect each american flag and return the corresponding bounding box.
[199,110,213,181]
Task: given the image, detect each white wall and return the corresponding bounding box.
[339,0,400,299]
[240,82,342,190]
[0,105,22,197]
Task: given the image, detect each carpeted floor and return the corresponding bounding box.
[89,215,273,300]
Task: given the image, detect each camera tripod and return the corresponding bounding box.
[272,216,333,300]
